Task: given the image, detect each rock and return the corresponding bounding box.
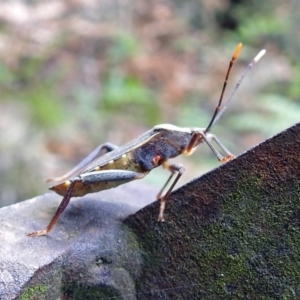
[125,122,300,299]
[0,181,156,300]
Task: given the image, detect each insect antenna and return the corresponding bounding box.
[205,43,266,133]
[204,43,242,133]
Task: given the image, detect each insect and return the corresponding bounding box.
[27,43,265,237]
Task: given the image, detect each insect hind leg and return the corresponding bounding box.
[27,179,78,237]
[47,142,118,184]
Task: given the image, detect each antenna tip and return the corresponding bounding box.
[254,49,266,63]
[233,43,243,59]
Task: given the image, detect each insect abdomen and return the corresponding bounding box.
[51,152,143,197]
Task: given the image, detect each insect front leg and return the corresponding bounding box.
[27,170,145,237]
[206,133,234,162]
[47,142,118,183]
[186,131,234,162]
[157,162,185,222]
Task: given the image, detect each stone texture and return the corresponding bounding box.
[125,122,300,299]
[0,181,156,299]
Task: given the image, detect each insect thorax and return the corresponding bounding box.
[133,126,193,171]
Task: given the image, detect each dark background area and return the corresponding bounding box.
[0,0,299,207]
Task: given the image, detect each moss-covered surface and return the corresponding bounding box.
[62,284,122,300]
[125,123,300,299]
[20,285,47,300]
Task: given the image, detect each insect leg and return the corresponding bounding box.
[206,133,234,162]
[27,170,145,237]
[186,131,234,162]
[157,162,185,221]
[27,180,77,237]
[47,142,118,183]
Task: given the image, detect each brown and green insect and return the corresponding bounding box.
[27,43,265,237]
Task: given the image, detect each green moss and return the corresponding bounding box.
[134,174,300,298]
[20,285,47,300]
[194,175,300,297]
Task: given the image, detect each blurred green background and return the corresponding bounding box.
[0,0,299,207]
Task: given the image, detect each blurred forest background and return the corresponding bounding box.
[0,0,299,207]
